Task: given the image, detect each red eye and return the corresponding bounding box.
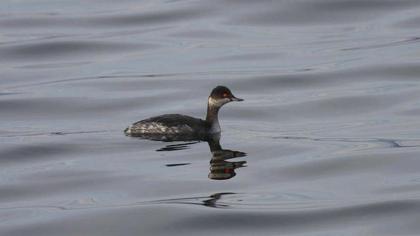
[223,92,229,98]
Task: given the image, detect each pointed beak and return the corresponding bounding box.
[231,96,244,102]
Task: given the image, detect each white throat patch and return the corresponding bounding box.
[208,97,229,107]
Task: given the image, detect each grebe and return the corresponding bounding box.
[124,86,243,140]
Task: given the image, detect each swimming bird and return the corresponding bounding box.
[124,86,243,140]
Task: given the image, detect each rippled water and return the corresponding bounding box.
[2,0,420,235]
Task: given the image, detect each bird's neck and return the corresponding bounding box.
[206,98,221,133]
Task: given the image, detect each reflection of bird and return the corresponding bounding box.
[124,86,243,141]
[207,134,247,180]
[150,192,236,209]
[202,192,236,208]
[209,159,247,180]
[156,141,200,152]
[159,133,247,180]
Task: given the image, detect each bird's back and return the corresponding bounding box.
[125,114,209,138]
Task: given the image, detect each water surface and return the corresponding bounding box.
[2,0,420,235]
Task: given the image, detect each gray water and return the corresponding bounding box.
[2,0,420,235]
